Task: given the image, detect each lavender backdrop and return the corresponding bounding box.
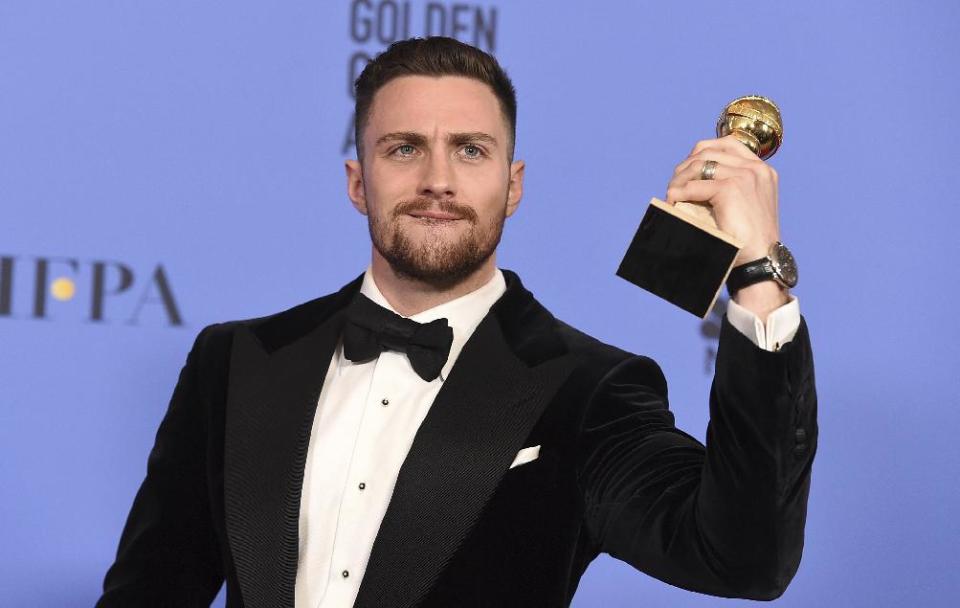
[2,1,958,606]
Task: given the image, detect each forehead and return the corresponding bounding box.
[366,75,505,139]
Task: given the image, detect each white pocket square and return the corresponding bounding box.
[509,444,541,469]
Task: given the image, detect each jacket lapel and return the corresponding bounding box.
[223,268,577,608]
[353,272,578,608]
[223,274,362,608]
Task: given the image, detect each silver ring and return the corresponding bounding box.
[699,159,718,180]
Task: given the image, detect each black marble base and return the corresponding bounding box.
[617,200,740,318]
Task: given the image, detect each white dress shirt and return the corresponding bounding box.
[293,266,801,607]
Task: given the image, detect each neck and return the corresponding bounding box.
[369,250,497,317]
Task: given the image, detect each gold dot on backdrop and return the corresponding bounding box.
[50,277,76,301]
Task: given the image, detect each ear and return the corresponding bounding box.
[345,159,367,215]
[505,159,525,218]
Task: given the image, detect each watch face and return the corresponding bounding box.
[770,241,798,287]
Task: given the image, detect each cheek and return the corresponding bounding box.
[362,179,399,217]
[463,166,509,200]
[367,165,416,202]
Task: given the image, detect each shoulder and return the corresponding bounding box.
[548,315,668,400]
[191,271,365,358]
[492,268,667,397]
[181,284,354,383]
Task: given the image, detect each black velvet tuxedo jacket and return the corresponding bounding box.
[98,268,817,608]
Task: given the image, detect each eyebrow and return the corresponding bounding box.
[375,131,499,148]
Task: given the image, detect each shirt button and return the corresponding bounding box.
[381,398,390,406]
[358,482,366,490]
[342,569,350,578]
[795,428,807,443]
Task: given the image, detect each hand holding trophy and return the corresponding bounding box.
[617,95,796,318]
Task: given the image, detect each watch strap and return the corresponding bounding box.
[726,257,777,293]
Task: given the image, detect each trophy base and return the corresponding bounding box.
[617,197,743,319]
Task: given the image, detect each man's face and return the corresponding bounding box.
[345,75,524,289]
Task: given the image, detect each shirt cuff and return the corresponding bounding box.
[725,294,801,352]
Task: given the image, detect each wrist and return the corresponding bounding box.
[726,241,798,298]
[735,242,774,267]
[731,281,790,323]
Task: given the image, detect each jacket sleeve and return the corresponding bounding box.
[96,324,225,607]
[575,314,817,600]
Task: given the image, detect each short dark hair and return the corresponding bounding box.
[353,36,518,163]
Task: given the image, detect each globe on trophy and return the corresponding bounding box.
[616,95,784,318]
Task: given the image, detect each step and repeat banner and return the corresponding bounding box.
[2,1,958,606]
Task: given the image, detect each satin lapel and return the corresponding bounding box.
[223,308,347,608]
[353,312,578,608]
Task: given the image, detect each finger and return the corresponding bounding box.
[689,134,755,158]
[670,162,755,195]
[672,149,759,178]
[690,134,759,160]
[665,177,727,205]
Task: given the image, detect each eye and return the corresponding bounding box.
[394,144,416,156]
[462,144,484,159]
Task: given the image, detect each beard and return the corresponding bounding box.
[367,197,506,290]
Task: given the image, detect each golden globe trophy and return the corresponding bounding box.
[616,95,783,318]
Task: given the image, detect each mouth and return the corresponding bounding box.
[406,211,464,222]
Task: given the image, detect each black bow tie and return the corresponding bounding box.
[341,292,454,382]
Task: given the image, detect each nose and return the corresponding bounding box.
[418,151,455,198]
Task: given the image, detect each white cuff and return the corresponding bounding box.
[725,294,801,352]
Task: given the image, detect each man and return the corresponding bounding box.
[98,36,816,607]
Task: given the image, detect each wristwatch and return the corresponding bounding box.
[726,241,798,294]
